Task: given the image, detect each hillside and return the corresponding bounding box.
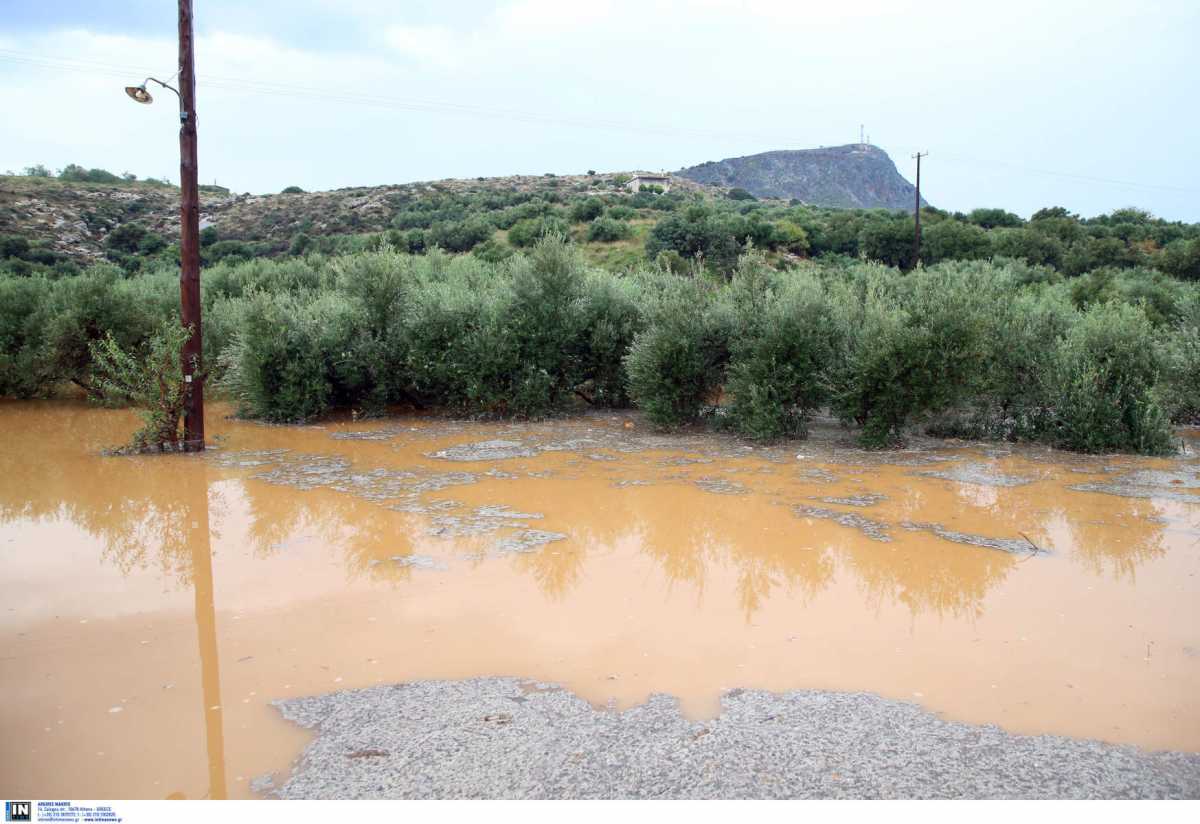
[677,144,926,209]
[0,148,926,266]
[0,172,710,264]
[8,159,1194,285]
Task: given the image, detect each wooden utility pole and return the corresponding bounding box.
[911,151,928,269]
[178,0,204,450]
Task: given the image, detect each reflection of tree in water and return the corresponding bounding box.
[0,406,223,585]
[1052,496,1169,581]
[234,475,422,585]
[613,495,837,618]
[620,478,1016,620]
[729,543,835,617]
[842,536,1015,620]
[511,539,587,599]
[837,475,1025,619]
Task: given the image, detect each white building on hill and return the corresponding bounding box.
[626,173,672,193]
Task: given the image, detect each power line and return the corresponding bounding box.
[934,151,1198,195]
[2,48,1197,195]
[0,50,817,147]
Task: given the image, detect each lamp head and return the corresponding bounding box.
[125,84,153,104]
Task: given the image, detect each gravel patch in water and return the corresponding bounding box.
[1070,468,1200,503]
[694,477,748,495]
[267,677,1200,799]
[430,440,540,461]
[915,462,1035,488]
[494,530,568,555]
[899,522,1038,555]
[793,505,892,542]
[814,493,886,507]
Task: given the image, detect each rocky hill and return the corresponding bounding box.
[677,144,926,209]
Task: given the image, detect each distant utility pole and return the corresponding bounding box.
[178,0,204,451]
[912,151,928,268]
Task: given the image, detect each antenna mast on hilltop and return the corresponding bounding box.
[860,124,864,148]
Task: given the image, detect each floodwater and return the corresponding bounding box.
[1,401,1198,799]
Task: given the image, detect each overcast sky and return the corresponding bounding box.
[2,0,1198,219]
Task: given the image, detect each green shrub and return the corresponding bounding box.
[201,255,325,299]
[1159,238,1200,281]
[644,206,744,275]
[569,197,605,223]
[330,247,417,410]
[576,270,644,407]
[1062,236,1136,276]
[289,233,313,256]
[137,232,167,255]
[1157,289,1200,423]
[586,217,633,243]
[978,288,1075,439]
[967,208,1023,229]
[771,221,810,255]
[428,216,493,252]
[0,276,54,396]
[401,261,518,414]
[653,249,688,274]
[221,290,367,422]
[471,237,514,263]
[508,216,569,249]
[89,320,194,451]
[1069,267,1184,327]
[492,199,559,230]
[724,266,839,440]
[44,266,171,393]
[382,228,427,255]
[830,262,996,447]
[0,235,31,260]
[500,236,589,415]
[201,293,247,385]
[625,278,732,428]
[58,164,123,184]
[203,239,273,265]
[1048,302,1172,454]
[990,228,1064,269]
[105,223,149,254]
[921,219,990,265]
[858,216,917,270]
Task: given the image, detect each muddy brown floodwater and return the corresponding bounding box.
[1,400,1198,799]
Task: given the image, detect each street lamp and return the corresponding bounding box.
[124,0,205,452]
[124,77,178,106]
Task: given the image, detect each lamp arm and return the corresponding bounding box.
[144,76,182,101]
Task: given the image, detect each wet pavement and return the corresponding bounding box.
[1,401,1198,798]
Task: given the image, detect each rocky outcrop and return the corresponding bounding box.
[677,144,926,209]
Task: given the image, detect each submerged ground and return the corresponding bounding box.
[1,401,1198,798]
